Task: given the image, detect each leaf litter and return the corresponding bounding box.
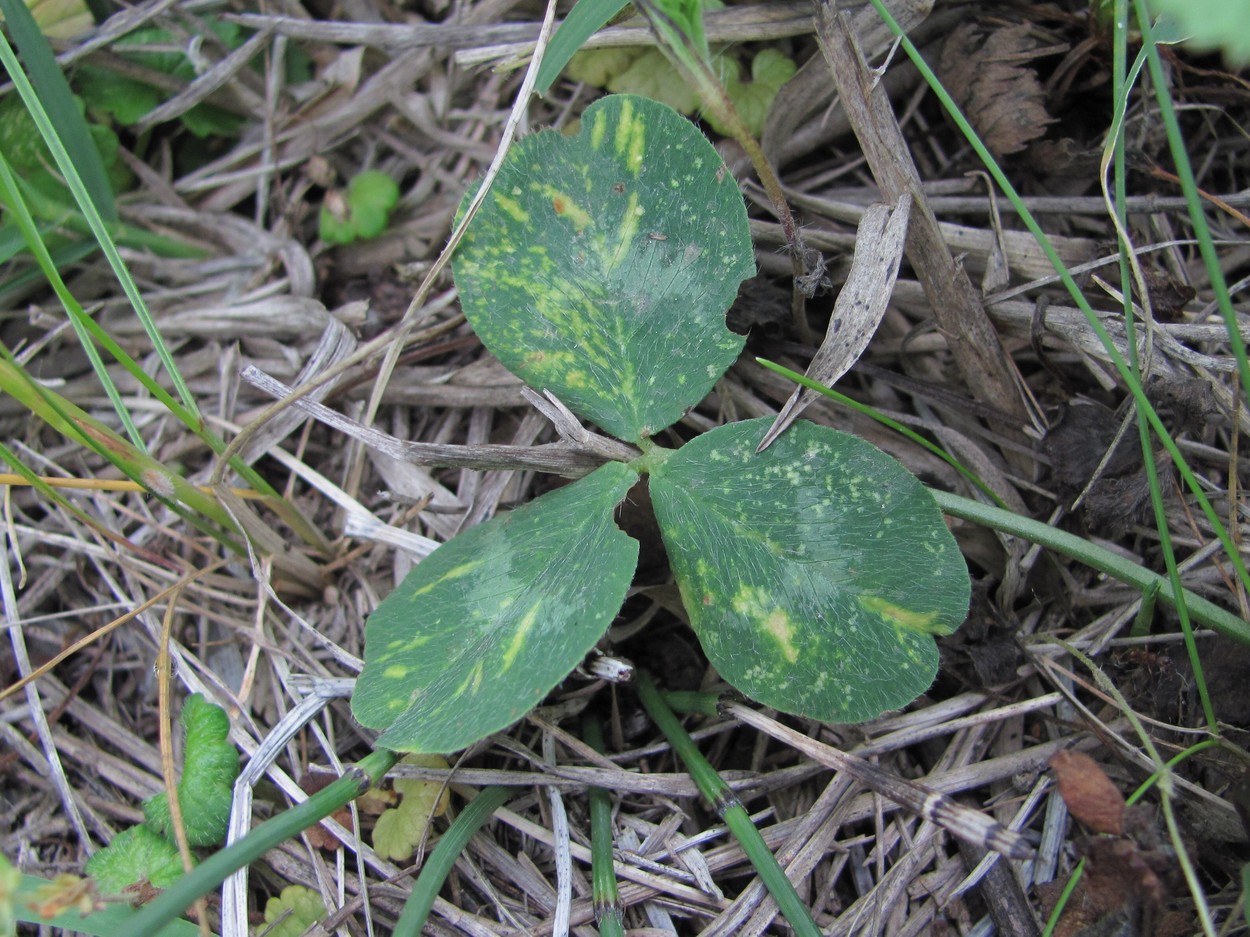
[2,0,1250,935]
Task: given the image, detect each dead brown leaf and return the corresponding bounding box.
[938,23,1056,159]
[1050,749,1125,835]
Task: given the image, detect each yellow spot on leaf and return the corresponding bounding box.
[590,109,607,151]
[383,664,409,679]
[543,187,592,232]
[410,559,482,597]
[763,609,799,663]
[501,603,541,671]
[614,98,646,176]
[493,193,529,224]
[859,595,950,635]
[731,586,799,662]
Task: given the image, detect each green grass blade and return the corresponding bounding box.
[0,0,116,223]
[392,785,511,937]
[0,149,144,448]
[534,0,631,95]
[582,713,625,937]
[865,0,1250,597]
[635,671,823,937]
[932,489,1250,645]
[0,27,201,419]
[127,749,400,937]
[1133,0,1250,413]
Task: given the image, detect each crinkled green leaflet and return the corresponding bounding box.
[352,462,639,753]
[649,419,970,723]
[452,94,752,444]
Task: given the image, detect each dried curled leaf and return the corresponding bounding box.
[937,23,1055,159]
[1050,749,1125,835]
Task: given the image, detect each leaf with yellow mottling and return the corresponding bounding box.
[351,462,640,753]
[649,419,970,723]
[452,94,752,444]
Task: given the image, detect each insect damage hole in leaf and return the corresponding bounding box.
[451,93,754,445]
[352,461,640,753]
[649,418,970,723]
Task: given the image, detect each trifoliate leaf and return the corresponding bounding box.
[263,885,327,937]
[143,695,239,847]
[650,418,970,723]
[84,825,184,895]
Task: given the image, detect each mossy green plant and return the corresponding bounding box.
[83,695,239,894]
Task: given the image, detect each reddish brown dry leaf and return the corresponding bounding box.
[1050,749,1125,835]
[938,23,1056,159]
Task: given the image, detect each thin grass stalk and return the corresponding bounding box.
[932,489,1250,644]
[0,26,200,418]
[1132,0,1250,413]
[0,141,321,549]
[128,748,401,937]
[634,671,822,937]
[0,354,246,552]
[391,785,511,937]
[581,713,625,937]
[864,0,1250,597]
[0,0,116,223]
[0,148,143,448]
[1106,1,1216,730]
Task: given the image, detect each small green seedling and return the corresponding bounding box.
[263,884,327,937]
[351,94,970,754]
[319,170,401,245]
[85,694,239,893]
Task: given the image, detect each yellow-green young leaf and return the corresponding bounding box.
[452,94,753,444]
[143,694,239,847]
[567,48,643,88]
[371,754,451,860]
[352,462,640,753]
[649,419,970,723]
[607,49,702,116]
[710,49,797,138]
[263,885,327,937]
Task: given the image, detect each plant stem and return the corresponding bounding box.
[634,671,823,937]
[932,490,1250,645]
[634,0,816,342]
[582,713,626,937]
[392,786,510,937]
[129,749,400,937]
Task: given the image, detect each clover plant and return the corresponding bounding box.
[351,94,970,754]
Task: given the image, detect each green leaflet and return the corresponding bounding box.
[83,825,184,895]
[144,694,239,847]
[352,461,640,753]
[452,94,752,444]
[650,419,970,723]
